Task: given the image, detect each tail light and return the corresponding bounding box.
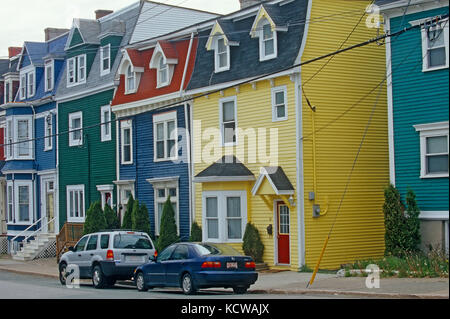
[245,261,256,269]
[201,261,221,269]
[154,251,158,257]
[106,250,114,261]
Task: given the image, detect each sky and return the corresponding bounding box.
[0,0,241,58]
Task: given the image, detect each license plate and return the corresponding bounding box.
[126,255,144,263]
[227,262,238,269]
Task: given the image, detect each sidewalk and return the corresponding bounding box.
[0,255,448,298]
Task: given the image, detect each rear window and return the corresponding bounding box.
[113,234,153,249]
[194,243,242,256]
[100,235,110,249]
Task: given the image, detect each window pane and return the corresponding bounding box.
[265,39,275,56]
[207,220,219,239]
[277,105,286,118]
[227,197,241,217]
[158,203,164,231]
[427,155,449,173]
[18,186,30,221]
[158,189,166,198]
[428,29,445,48]
[429,47,446,67]
[123,128,130,145]
[86,235,98,251]
[157,141,165,159]
[219,52,227,68]
[156,123,164,140]
[167,140,176,158]
[263,24,272,40]
[124,145,131,162]
[218,38,226,53]
[227,219,242,239]
[222,101,235,122]
[167,121,175,138]
[206,197,218,217]
[427,136,447,154]
[69,191,74,217]
[169,188,177,197]
[74,191,79,217]
[223,122,236,143]
[100,235,110,249]
[275,91,284,105]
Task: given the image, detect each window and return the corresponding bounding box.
[414,121,449,178]
[100,235,110,249]
[215,37,230,73]
[121,120,133,164]
[45,60,54,92]
[101,105,112,142]
[69,112,83,147]
[4,80,12,103]
[202,191,247,243]
[77,55,86,83]
[6,184,13,223]
[125,65,136,94]
[220,97,237,146]
[67,185,85,223]
[153,112,177,161]
[74,236,88,252]
[154,185,179,236]
[19,74,26,99]
[272,86,288,121]
[27,71,35,98]
[44,114,53,151]
[97,185,114,209]
[5,119,13,159]
[100,44,111,76]
[171,245,189,260]
[14,181,33,224]
[86,235,98,251]
[260,21,277,61]
[67,58,75,85]
[422,20,449,71]
[157,57,169,88]
[5,116,33,159]
[67,55,87,86]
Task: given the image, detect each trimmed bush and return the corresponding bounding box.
[405,189,421,252]
[156,196,179,252]
[83,201,107,235]
[132,201,151,235]
[189,222,202,242]
[242,223,264,263]
[104,204,120,230]
[121,194,134,229]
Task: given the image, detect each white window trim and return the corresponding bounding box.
[67,57,76,86]
[101,105,112,142]
[44,60,54,92]
[414,121,449,179]
[125,65,137,94]
[153,181,179,236]
[19,73,26,100]
[97,184,114,209]
[4,79,13,103]
[272,85,288,122]
[69,111,83,147]
[219,96,238,147]
[202,190,247,244]
[100,44,111,76]
[66,185,85,223]
[259,20,278,62]
[27,70,35,98]
[121,120,133,165]
[15,115,33,160]
[77,54,87,83]
[153,111,178,162]
[44,113,53,151]
[5,118,13,160]
[13,180,34,226]
[6,182,14,224]
[67,55,87,87]
[156,56,170,88]
[421,19,449,72]
[214,36,230,73]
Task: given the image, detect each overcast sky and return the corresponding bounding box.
[0,0,241,58]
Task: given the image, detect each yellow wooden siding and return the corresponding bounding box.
[301,0,389,269]
[192,76,300,270]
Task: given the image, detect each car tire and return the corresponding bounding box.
[92,265,107,289]
[181,273,197,295]
[59,262,68,286]
[233,286,248,294]
[106,277,117,287]
[135,272,148,292]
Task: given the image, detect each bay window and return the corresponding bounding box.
[5,116,33,160]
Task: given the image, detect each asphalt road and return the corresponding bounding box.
[0,270,360,299]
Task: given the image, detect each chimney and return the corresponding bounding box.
[95,9,114,20]
[239,0,263,9]
[45,28,70,42]
[8,47,22,58]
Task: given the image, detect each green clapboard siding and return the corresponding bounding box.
[58,89,116,228]
[69,28,84,48]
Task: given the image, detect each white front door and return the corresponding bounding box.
[42,179,56,233]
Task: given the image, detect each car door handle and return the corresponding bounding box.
[90,254,94,256]
[78,254,82,257]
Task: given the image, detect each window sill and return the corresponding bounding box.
[272,117,288,123]
[121,161,134,166]
[154,157,178,163]
[101,137,112,143]
[420,173,449,179]
[260,55,277,62]
[422,65,449,73]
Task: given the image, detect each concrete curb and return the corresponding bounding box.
[0,267,59,279]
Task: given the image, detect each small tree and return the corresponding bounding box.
[121,194,134,229]
[242,223,264,263]
[189,222,202,242]
[83,201,107,235]
[405,189,421,252]
[104,204,120,230]
[156,196,179,252]
[132,201,151,235]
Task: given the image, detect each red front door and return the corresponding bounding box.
[277,202,290,264]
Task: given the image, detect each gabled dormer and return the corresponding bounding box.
[98,19,125,76]
[250,4,288,62]
[149,41,179,88]
[206,20,240,73]
[17,45,37,100]
[118,49,145,94]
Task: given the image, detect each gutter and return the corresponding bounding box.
[180,32,195,96]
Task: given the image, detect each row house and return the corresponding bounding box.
[377,0,449,253]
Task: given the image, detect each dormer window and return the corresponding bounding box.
[100,44,111,76]
[126,65,136,94]
[150,41,178,88]
[206,21,238,73]
[19,68,36,100]
[45,60,54,92]
[67,54,87,86]
[158,57,169,87]
[215,37,230,72]
[259,20,277,61]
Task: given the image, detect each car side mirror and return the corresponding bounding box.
[68,246,75,252]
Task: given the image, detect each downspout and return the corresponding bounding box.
[179,32,195,96]
[184,102,192,230]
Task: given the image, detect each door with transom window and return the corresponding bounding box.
[277,202,290,265]
[42,179,56,233]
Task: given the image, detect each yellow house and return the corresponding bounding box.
[186,0,388,270]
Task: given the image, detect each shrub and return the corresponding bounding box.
[383,184,407,257]
[156,196,179,252]
[189,222,202,242]
[121,194,134,229]
[83,201,107,235]
[405,189,421,252]
[242,223,264,263]
[104,204,120,230]
[132,201,151,235]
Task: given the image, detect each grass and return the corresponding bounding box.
[343,249,449,278]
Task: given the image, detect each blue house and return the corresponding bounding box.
[1,29,69,256]
[377,0,449,253]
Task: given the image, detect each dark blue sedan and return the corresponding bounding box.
[133,242,258,294]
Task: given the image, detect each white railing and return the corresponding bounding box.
[10,217,56,255]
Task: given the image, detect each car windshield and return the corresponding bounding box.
[113,234,153,249]
[194,243,243,256]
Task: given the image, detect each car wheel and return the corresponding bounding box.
[233,286,248,294]
[59,262,68,286]
[92,265,107,289]
[181,273,197,295]
[135,272,148,292]
[106,277,116,287]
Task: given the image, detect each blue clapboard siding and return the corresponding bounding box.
[119,104,191,241]
[390,7,449,211]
